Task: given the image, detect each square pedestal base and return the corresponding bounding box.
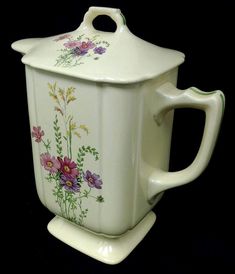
[47,211,156,264]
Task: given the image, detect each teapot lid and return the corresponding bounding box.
[13,7,185,84]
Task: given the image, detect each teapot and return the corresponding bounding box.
[12,6,224,264]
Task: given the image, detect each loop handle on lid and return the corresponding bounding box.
[82,6,126,32]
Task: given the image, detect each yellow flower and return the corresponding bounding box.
[74,132,81,138]
[69,122,77,131]
[66,87,76,98]
[79,124,89,134]
[67,96,76,104]
[58,88,65,101]
[54,106,63,116]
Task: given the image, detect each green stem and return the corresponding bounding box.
[79,194,98,200]
[53,177,64,215]
[77,199,83,225]
[63,98,70,158]
[42,139,50,153]
[66,137,69,158]
[72,199,76,220]
[64,191,68,217]
[68,200,71,218]
[68,118,72,159]
[87,194,98,199]
[54,115,63,158]
[78,188,91,199]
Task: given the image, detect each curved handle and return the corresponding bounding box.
[81,6,126,32]
[148,82,225,199]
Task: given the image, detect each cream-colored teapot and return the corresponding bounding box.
[12,6,224,264]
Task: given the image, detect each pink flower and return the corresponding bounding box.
[54,34,71,41]
[63,41,81,48]
[58,156,79,178]
[32,126,44,143]
[40,153,61,173]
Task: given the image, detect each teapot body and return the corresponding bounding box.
[26,65,178,235]
[12,6,225,264]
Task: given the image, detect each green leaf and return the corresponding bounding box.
[96,195,104,203]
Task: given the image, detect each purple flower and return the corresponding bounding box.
[72,47,88,56]
[94,47,106,55]
[40,153,60,173]
[32,126,44,142]
[60,174,80,193]
[83,170,103,189]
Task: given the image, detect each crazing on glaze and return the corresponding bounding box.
[54,34,110,67]
[32,82,104,226]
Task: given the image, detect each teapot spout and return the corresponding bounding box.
[11,38,42,55]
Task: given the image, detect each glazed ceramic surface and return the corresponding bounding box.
[25,66,179,235]
[12,6,225,263]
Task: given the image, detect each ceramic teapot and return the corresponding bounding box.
[12,6,224,264]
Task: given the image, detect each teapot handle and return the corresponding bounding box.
[81,6,126,32]
[148,82,225,200]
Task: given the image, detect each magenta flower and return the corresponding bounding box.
[60,174,80,193]
[94,47,106,55]
[71,40,96,56]
[32,126,44,143]
[58,156,79,178]
[79,41,95,50]
[54,34,71,41]
[83,170,103,189]
[40,153,61,173]
[63,41,82,49]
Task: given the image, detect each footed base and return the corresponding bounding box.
[47,211,156,264]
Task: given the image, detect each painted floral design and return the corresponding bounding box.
[58,156,79,177]
[54,34,110,67]
[60,174,80,193]
[93,46,106,55]
[40,153,60,173]
[32,126,44,142]
[83,170,103,189]
[54,34,72,42]
[32,82,104,226]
